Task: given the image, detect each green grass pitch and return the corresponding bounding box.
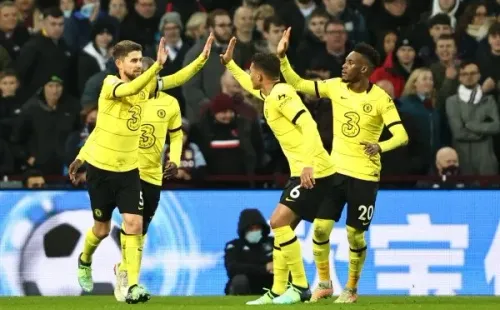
[0,296,499,309]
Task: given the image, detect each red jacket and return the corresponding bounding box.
[370,53,406,98]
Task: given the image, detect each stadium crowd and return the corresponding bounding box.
[1,0,500,188]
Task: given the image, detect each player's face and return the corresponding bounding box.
[249,63,263,90]
[341,52,367,83]
[117,51,143,81]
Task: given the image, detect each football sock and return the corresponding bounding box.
[119,224,127,272]
[81,228,102,264]
[271,240,289,295]
[346,225,367,290]
[123,233,144,287]
[312,219,334,282]
[273,225,308,288]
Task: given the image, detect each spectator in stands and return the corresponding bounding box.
[278,0,318,57]
[362,0,413,45]
[323,0,369,44]
[224,208,273,296]
[16,7,73,101]
[293,9,329,74]
[120,0,159,54]
[182,9,243,123]
[0,69,21,141]
[15,0,40,33]
[190,93,264,178]
[476,22,500,97]
[63,0,105,51]
[0,136,14,176]
[400,68,442,163]
[157,12,192,113]
[255,16,286,55]
[417,146,465,188]
[375,30,398,62]
[416,14,453,65]
[22,169,46,188]
[108,0,127,23]
[456,2,492,59]
[308,18,350,79]
[371,36,421,98]
[233,6,255,66]
[12,76,80,175]
[77,21,114,94]
[253,4,274,40]
[165,118,207,182]
[420,0,461,29]
[446,61,500,175]
[80,59,116,106]
[0,1,30,60]
[65,104,96,171]
[378,79,429,181]
[185,12,207,43]
[219,70,258,121]
[60,0,74,18]
[431,34,460,107]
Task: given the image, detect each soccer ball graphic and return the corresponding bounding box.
[20,210,122,296]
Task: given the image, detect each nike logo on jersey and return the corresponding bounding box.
[341,96,347,99]
[285,197,295,202]
[362,222,370,226]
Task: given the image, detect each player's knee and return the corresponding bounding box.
[346,225,366,249]
[93,221,111,239]
[313,219,334,242]
[228,274,250,295]
[122,214,143,235]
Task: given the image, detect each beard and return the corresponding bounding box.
[214,31,230,44]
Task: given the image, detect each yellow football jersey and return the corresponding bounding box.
[226,60,335,178]
[77,63,161,172]
[280,56,408,181]
[138,92,183,186]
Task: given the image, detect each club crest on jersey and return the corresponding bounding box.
[363,103,372,113]
[94,209,102,218]
[157,109,166,118]
[139,91,146,100]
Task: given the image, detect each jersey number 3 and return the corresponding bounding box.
[127,105,142,131]
[139,124,156,149]
[341,112,360,137]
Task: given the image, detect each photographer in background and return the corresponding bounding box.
[224,208,273,295]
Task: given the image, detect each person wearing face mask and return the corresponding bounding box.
[417,146,465,188]
[224,208,274,296]
[446,61,500,175]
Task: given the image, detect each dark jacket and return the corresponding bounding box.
[330,6,369,44]
[0,95,22,141]
[0,25,30,60]
[294,31,325,75]
[304,98,333,154]
[80,59,117,106]
[224,208,273,295]
[120,11,159,51]
[15,34,73,101]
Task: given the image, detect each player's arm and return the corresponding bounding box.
[167,102,183,167]
[279,56,330,98]
[220,37,262,100]
[378,97,409,152]
[159,33,214,90]
[108,62,163,99]
[277,27,330,98]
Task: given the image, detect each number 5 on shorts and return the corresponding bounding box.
[358,204,373,224]
[138,191,144,210]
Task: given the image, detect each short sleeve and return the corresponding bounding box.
[274,90,306,124]
[102,76,123,100]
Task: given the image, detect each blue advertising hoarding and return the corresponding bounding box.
[0,190,499,296]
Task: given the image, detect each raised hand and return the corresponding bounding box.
[277,27,291,58]
[201,32,215,59]
[220,37,237,65]
[156,37,169,66]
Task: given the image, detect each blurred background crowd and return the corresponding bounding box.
[1,0,500,189]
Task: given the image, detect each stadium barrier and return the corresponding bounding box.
[0,190,499,296]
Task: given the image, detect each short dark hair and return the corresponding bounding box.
[459,59,479,71]
[263,15,285,33]
[309,8,329,21]
[353,42,381,68]
[142,57,155,70]
[251,53,280,80]
[111,40,142,59]
[0,68,18,80]
[22,169,44,187]
[437,33,456,42]
[43,7,63,19]
[324,17,345,32]
[489,22,500,37]
[207,9,230,28]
